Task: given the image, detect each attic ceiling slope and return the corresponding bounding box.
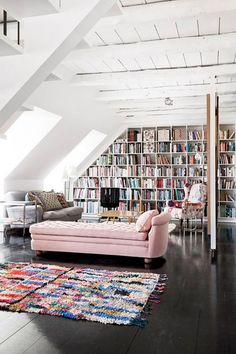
[0,0,116,133]
[6,82,123,181]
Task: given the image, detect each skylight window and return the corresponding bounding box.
[0,107,60,199]
[44,129,106,192]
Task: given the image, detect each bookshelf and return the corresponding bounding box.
[218,124,236,220]
[73,125,211,215]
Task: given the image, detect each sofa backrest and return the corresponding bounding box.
[5,191,27,202]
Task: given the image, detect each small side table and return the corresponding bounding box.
[0,200,37,238]
[100,210,141,224]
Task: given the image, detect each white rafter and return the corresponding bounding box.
[97,0,236,25]
[98,82,236,101]
[68,33,236,64]
[70,63,236,87]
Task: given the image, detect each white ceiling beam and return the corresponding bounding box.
[71,63,236,87]
[123,112,236,126]
[97,0,236,26]
[98,82,236,101]
[69,33,236,64]
[117,106,236,116]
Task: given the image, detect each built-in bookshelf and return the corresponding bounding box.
[73,125,210,215]
[218,124,236,220]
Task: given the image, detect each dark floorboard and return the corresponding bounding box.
[0,224,235,354]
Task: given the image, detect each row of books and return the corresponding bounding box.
[76,177,99,188]
[219,130,235,140]
[128,143,142,153]
[219,167,235,177]
[188,130,202,140]
[128,166,142,176]
[156,190,172,201]
[220,142,235,152]
[220,192,235,202]
[156,178,172,188]
[174,189,185,200]
[127,155,140,164]
[188,167,207,177]
[113,143,127,154]
[142,190,156,200]
[157,155,171,165]
[220,205,236,218]
[97,155,112,165]
[142,178,156,188]
[99,177,140,188]
[188,155,206,165]
[157,142,171,153]
[142,155,156,164]
[156,167,172,177]
[172,179,185,188]
[172,156,186,165]
[219,179,236,189]
[73,188,99,199]
[187,142,206,152]
[87,201,99,214]
[172,143,186,152]
[128,129,142,142]
[173,127,186,140]
[100,166,127,177]
[157,129,170,141]
[219,154,235,165]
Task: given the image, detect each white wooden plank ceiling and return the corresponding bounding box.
[63,0,236,124]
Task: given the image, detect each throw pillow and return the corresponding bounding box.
[135,209,159,232]
[37,192,62,211]
[26,191,45,209]
[56,193,68,208]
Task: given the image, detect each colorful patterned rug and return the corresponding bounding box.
[0,263,167,326]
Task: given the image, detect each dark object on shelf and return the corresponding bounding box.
[100,188,120,209]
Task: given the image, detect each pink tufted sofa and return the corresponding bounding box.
[30,212,171,263]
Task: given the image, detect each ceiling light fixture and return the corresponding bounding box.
[165,97,173,106]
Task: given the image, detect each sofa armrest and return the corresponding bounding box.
[67,201,74,207]
[151,212,172,226]
[147,212,171,258]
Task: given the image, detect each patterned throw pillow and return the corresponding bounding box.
[37,192,62,211]
[56,193,68,208]
[26,191,45,209]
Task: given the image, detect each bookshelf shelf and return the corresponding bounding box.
[73,124,235,221]
[218,124,236,219]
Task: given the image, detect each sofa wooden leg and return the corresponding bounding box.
[144,258,152,264]
[36,250,43,256]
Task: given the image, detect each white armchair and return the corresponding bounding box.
[166,183,207,229]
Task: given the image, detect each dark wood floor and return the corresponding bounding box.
[0,224,235,354]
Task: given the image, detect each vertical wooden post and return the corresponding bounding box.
[215,96,219,226]
[207,94,211,234]
[207,91,218,255]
